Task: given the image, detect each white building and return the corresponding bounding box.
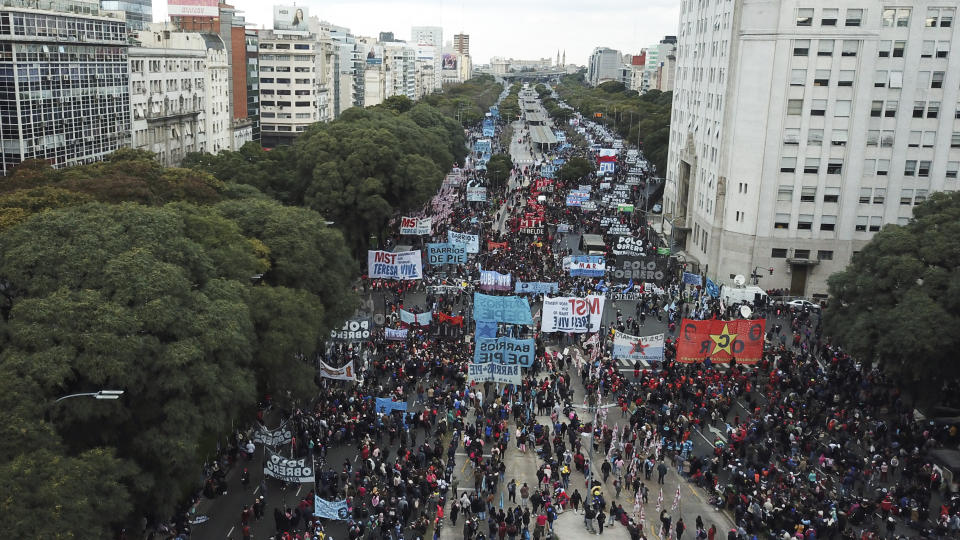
[258,29,323,146]
[587,47,623,86]
[411,25,442,92]
[129,26,231,166]
[664,0,960,297]
[383,41,417,100]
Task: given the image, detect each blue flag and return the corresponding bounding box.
[623,279,634,293]
[682,272,702,286]
[705,277,720,298]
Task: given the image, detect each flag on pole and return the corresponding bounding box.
[671,486,681,511]
[656,488,663,512]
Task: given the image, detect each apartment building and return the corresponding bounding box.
[664,0,960,297]
[587,47,623,86]
[0,0,130,175]
[258,28,322,146]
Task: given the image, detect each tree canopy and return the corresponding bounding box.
[554,71,672,175]
[484,154,514,190]
[558,156,595,182]
[825,191,960,389]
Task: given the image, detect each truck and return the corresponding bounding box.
[720,285,768,306]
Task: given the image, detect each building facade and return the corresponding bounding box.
[664,0,960,297]
[257,29,323,146]
[100,0,151,30]
[453,33,469,55]
[587,47,623,86]
[0,1,130,175]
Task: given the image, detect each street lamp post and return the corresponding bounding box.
[54,390,125,403]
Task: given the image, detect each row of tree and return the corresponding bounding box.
[0,77,506,535]
[552,71,672,176]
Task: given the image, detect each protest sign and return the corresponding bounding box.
[676,319,766,364]
[612,332,665,362]
[264,448,313,483]
[367,250,423,280]
[399,216,431,235]
[612,236,646,256]
[253,424,293,447]
[466,186,487,202]
[479,270,512,291]
[375,397,408,414]
[514,281,559,294]
[447,231,480,253]
[399,309,432,326]
[612,257,668,284]
[315,496,349,520]
[318,359,356,381]
[385,328,408,340]
[682,272,702,286]
[569,255,606,277]
[467,362,522,385]
[427,243,467,265]
[473,293,533,325]
[329,318,372,341]
[473,337,535,367]
[540,295,605,333]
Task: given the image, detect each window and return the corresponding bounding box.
[927,8,954,27]
[794,249,811,259]
[922,131,936,147]
[827,159,843,174]
[953,132,960,148]
[893,41,906,57]
[915,189,928,204]
[866,130,880,146]
[832,130,848,146]
[838,70,854,86]
[918,161,931,177]
[922,40,935,58]
[927,102,939,118]
[784,128,800,145]
[883,8,895,26]
[873,188,887,204]
[804,158,820,174]
[818,249,834,260]
[879,40,891,57]
[859,187,873,203]
[808,129,823,145]
[798,214,814,230]
[811,99,827,116]
[824,187,840,203]
[814,69,830,86]
[774,213,790,229]
[780,157,797,173]
[877,160,890,176]
[777,185,794,201]
[889,70,903,88]
[793,39,810,56]
[846,8,863,26]
[913,101,925,118]
[790,69,806,86]
[856,216,868,231]
[931,71,944,89]
[771,248,788,258]
[884,100,897,117]
[946,161,959,178]
[801,186,817,201]
[904,161,917,176]
[797,8,814,26]
[871,101,883,117]
[901,188,914,204]
[864,159,876,176]
[821,8,838,26]
[834,41,855,60]
[787,99,803,115]
[835,100,851,117]
[874,70,887,87]
[909,131,921,147]
[869,217,883,232]
[818,40,834,57]
[936,41,950,58]
[820,216,837,231]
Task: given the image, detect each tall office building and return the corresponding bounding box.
[453,33,469,55]
[257,28,322,146]
[664,1,960,297]
[587,47,622,86]
[411,26,442,93]
[0,0,130,175]
[100,0,151,30]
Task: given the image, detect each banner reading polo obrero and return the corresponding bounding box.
[447,230,480,254]
[399,216,431,235]
[252,423,293,447]
[367,250,423,280]
[264,448,313,483]
[676,319,766,364]
[569,255,606,277]
[612,332,665,363]
[541,295,605,333]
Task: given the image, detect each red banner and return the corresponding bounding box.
[675,319,766,364]
[435,312,464,327]
[519,217,543,229]
[487,241,507,251]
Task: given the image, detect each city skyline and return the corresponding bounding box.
[155,0,681,65]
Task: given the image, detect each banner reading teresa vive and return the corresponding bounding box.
[367,250,423,280]
[473,337,535,367]
[427,243,466,265]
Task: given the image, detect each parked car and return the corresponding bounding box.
[786,299,821,311]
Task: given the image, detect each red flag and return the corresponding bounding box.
[487,241,508,250]
[435,312,463,327]
[675,318,766,364]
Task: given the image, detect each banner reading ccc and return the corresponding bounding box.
[675,318,766,364]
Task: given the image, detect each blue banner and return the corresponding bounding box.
[475,320,498,339]
[569,255,606,277]
[448,231,480,254]
[399,309,432,326]
[514,281,559,294]
[315,496,349,520]
[682,272,702,286]
[385,328,408,340]
[473,293,533,325]
[480,270,512,291]
[705,277,720,298]
[427,242,466,265]
[473,337,535,367]
[375,397,408,414]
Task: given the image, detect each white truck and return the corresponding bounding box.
[721,285,767,306]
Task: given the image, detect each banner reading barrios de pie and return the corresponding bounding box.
[675,319,766,364]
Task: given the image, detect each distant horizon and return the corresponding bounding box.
[155,0,680,65]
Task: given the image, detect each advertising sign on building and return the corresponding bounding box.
[168,0,219,17]
[273,5,310,31]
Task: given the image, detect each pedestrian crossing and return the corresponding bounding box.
[615,358,651,370]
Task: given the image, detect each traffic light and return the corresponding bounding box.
[594,112,603,118]
[768,267,774,275]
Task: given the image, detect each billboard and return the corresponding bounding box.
[168,0,219,17]
[274,5,309,31]
[442,53,458,70]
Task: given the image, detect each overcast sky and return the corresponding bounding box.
[156,0,681,65]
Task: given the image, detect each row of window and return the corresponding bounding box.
[259,43,312,50]
[796,8,863,27]
[260,78,313,84]
[781,155,960,177]
[796,7,954,28]
[771,248,833,261]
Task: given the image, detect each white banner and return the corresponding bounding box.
[399,216,431,235]
[467,362,522,385]
[448,231,479,253]
[540,295,606,333]
[253,424,293,447]
[466,186,487,202]
[318,359,356,381]
[264,448,314,483]
[367,250,423,280]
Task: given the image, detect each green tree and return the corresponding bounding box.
[825,191,960,392]
[559,156,594,182]
[485,154,514,190]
